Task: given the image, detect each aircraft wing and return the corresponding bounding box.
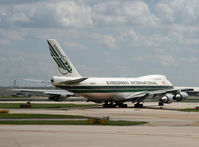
[124,92,150,103]
[12,89,73,96]
[23,79,51,84]
[12,89,74,101]
[125,87,198,102]
[174,86,199,96]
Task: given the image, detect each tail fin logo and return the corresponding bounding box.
[48,42,72,75]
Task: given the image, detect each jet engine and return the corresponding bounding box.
[160,94,174,104]
[174,92,188,102]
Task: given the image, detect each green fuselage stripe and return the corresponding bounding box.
[59,86,173,93]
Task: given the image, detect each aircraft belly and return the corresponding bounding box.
[77,93,117,101]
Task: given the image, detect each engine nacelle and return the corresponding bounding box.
[174,92,188,102]
[160,94,174,104]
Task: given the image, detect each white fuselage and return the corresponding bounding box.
[52,75,173,102]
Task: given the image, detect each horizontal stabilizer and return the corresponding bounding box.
[60,77,88,85]
[52,76,87,85]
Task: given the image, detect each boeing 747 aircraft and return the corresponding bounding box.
[47,39,199,108]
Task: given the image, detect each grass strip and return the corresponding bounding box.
[0,120,146,126]
[0,113,87,119]
[180,108,199,112]
[0,103,98,109]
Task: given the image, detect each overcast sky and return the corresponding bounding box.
[0,0,199,86]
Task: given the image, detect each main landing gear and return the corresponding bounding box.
[103,101,128,108]
[103,102,116,108]
[158,102,164,106]
[134,102,143,108]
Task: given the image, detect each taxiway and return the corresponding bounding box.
[1,102,199,147]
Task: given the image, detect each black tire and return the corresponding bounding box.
[112,104,117,108]
[103,104,108,108]
[124,104,128,108]
[134,103,143,108]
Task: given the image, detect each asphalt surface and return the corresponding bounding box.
[1,102,199,147]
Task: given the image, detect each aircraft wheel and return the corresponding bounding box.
[103,104,109,108]
[134,103,143,108]
[159,102,164,106]
[103,103,116,108]
[118,104,128,108]
[112,104,117,108]
[123,104,128,108]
